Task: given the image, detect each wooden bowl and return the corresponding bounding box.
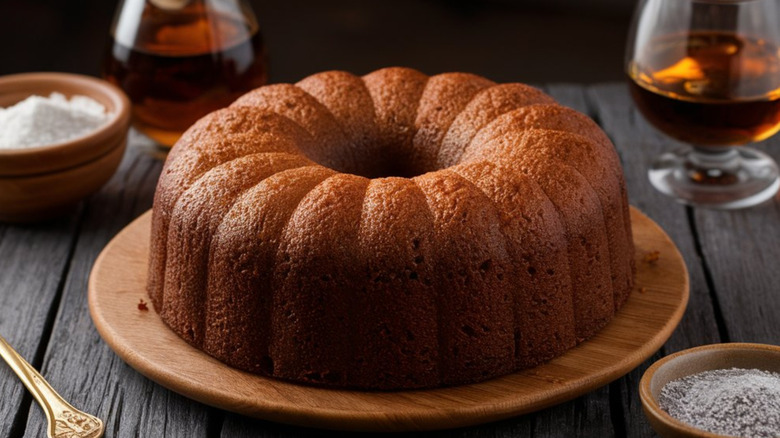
[640,343,780,438]
[0,72,130,222]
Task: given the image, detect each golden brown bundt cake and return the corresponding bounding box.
[148,67,635,390]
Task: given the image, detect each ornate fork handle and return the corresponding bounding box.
[0,334,104,438]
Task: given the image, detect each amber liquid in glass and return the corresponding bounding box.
[628,31,780,146]
[103,5,267,147]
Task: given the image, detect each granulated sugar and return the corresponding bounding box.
[0,92,110,149]
[659,367,780,438]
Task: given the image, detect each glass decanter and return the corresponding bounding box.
[104,0,268,147]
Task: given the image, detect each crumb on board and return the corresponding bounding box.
[643,250,660,264]
[639,287,647,294]
[138,299,149,311]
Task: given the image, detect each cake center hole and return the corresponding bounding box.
[306,142,435,179]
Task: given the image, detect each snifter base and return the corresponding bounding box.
[649,145,780,209]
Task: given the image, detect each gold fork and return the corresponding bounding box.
[0,334,104,438]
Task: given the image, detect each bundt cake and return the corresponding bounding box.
[148,67,635,390]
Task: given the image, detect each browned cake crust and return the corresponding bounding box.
[353,177,439,388]
[231,84,351,172]
[452,161,577,367]
[148,67,635,390]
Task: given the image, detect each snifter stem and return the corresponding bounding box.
[688,147,740,183]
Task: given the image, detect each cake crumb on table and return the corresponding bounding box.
[137,299,149,311]
[643,250,660,264]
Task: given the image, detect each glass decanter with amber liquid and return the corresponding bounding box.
[103,0,268,147]
[626,0,780,209]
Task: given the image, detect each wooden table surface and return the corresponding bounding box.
[1,82,778,437]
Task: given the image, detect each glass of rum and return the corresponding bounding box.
[103,0,268,148]
[626,0,780,209]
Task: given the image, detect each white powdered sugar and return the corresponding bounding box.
[0,92,111,149]
[659,367,780,438]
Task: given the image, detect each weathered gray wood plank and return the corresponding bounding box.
[586,83,724,438]
[220,414,532,438]
[546,83,591,114]
[532,385,615,438]
[692,138,780,344]
[21,133,213,438]
[0,206,80,436]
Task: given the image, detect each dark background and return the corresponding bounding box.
[0,0,636,84]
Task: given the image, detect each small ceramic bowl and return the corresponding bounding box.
[0,72,131,222]
[640,343,780,438]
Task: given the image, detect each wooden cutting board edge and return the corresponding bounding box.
[88,206,689,432]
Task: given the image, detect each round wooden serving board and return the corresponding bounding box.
[88,206,688,432]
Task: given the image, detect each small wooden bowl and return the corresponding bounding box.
[640,343,780,438]
[0,72,131,222]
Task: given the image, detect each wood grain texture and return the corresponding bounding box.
[693,192,780,344]
[0,214,80,436]
[88,207,687,432]
[17,134,214,438]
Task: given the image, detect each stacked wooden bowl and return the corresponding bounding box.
[0,73,131,222]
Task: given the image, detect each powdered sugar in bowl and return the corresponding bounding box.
[0,92,112,149]
[640,343,780,438]
[0,72,130,222]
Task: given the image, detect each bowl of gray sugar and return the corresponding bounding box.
[640,343,780,438]
[0,72,130,222]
